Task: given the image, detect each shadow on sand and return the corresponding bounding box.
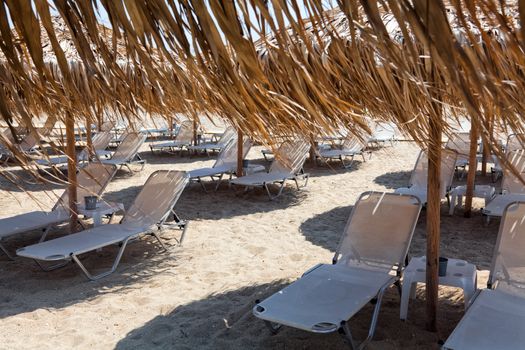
[114,277,458,349]
[299,205,353,252]
[0,225,187,319]
[373,170,412,189]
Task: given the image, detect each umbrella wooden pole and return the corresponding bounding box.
[464,124,478,217]
[237,129,243,177]
[85,116,93,157]
[193,119,198,146]
[65,112,79,233]
[426,117,442,332]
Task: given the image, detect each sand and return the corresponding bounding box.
[0,141,500,349]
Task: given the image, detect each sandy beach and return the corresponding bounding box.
[0,141,499,349]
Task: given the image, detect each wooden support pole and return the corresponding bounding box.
[464,124,478,217]
[65,112,79,233]
[426,116,442,332]
[237,129,244,177]
[193,118,198,146]
[85,116,93,157]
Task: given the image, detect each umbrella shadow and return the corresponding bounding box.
[373,170,412,189]
[0,225,188,319]
[114,277,454,349]
[299,205,353,252]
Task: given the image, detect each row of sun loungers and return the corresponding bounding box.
[3,121,525,348]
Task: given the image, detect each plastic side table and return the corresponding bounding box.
[77,201,125,226]
[400,256,477,320]
[449,185,495,215]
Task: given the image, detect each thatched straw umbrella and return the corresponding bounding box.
[1,0,524,331]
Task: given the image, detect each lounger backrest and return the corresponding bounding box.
[19,130,40,152]
[54,162,117,211]
[409,149,457,197]
[91,131,112,151]
[100,120,116,132]
[445,132,471,157]
[334,192,422,272]
[78,131,113,161]
[122,170,189,228]
[505,134,524,155]
[111,132,146,161]
[489,201,525,293]
[269,139,310,175]
[341,133,367,152]
[214,137,252,168]
[371,122,396,140]
[175,120,194,144]
[216,127,237,147]
[501,150,525,194]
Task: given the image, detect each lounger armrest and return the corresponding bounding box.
[301,263,324,277]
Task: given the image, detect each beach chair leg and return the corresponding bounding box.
[72,238,131,281]
[170,211,188,246]
[33,258,70,271]
[0,241,16,260]
[197,177,208,192]
[339,321,358,350]
[214,173,224,191]
[38,226,52,243]
[263,320,282,335]
[264,181,285,200]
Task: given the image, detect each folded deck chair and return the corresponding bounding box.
[254,192,422,349]
[188,137,252,191]
[230,139,310,200]
[395,149,457,204]
[491,133,524,182]
[17,170,189,280]
[317,133,369,168]
[187,126,236,156]
[0,163,117,259]
[149,120,193,154]
[368,122,397,147]
[36,131,113,167]
[101,132,146,173]
[0,129,41,162]
[446,132,478,179]
[443,201,525,350]
[483,150,525,222]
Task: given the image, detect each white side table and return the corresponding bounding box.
[449,185,495,215]
[400,256,477,320]
[77,201,125,226]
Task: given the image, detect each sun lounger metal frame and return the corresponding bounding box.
[0,163,117,259]
[443,200,525,350]
[17,170,189,281]
[230,139,310,200]
[253,192,422,349]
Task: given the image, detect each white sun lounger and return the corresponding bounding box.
[149,120,193,154]
[254,192,422,349]
[491,133,524,182]
[187,126,236,156]
[188,137,252,191]
[101,132,146,173]
[395,149,457,204]
[0,163,117,259]
[443,200,525,350]
[446,132,478,179]
[17,170,189,280]
[368,122,397,147]
[317,133,369,168]
[0,129,41,162]
[230,139,310,200]
[483,150,525,222]
[36,131,113,167]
